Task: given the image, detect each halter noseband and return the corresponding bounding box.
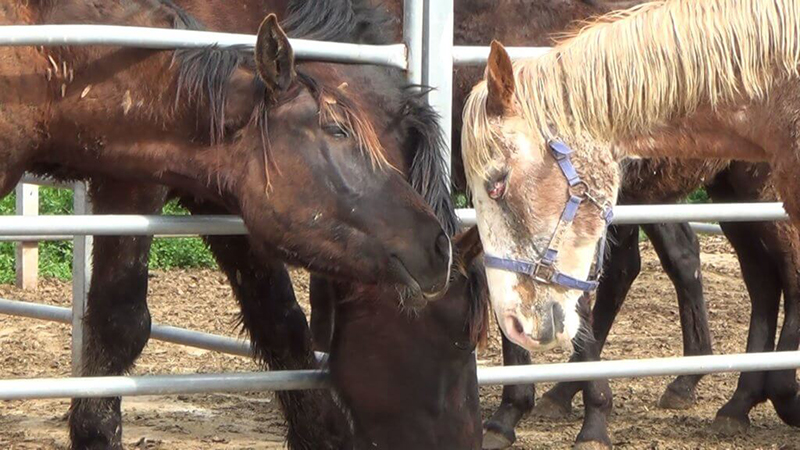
[483,140,613,292]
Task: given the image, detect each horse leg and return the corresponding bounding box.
[534,224,640,419]
[309,275,336,353]
[709,220,779,435]
[574,296,613,450]
[641,222,712,410]
[69,180,167,450]
[482,332,535,449]
[763,226,800,427]
[184,200,348,450]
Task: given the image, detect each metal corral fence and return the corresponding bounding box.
[0,0,798,400]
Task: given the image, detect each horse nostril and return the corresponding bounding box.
[510,316,525,335]
[551,302,565,334]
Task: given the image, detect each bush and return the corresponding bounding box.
[0,190,216,284]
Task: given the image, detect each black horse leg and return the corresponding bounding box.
[69,180,167,450]
[763,225,800,427]
[185,200,348,450]
[534,224,641,420]
[709,221,780,435]
[482,332,534,449]
[309,275,337,353]
[641,222,712,410]
[574,295,613,450]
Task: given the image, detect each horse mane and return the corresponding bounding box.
[465,260,490,348]
[282,0,393,44]
[403,88,459,236]
[463,0,800,181]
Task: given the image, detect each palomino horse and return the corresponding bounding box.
[330,225,488,450]
[61,1,458,449]
[462,0,800,447]
[462,0,800,355]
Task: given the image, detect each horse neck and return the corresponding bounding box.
[331,285,480,449]
[27,2,242,207]
[532,0,800,159]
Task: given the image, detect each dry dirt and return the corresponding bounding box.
[0,235,797,449]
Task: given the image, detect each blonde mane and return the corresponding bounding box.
[463,0,800,181]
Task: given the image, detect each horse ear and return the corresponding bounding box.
[255,14,296,94]
[454,225,483,265]
[485,40,515,117]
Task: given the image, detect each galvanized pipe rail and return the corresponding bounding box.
[0,298,253,357]
[0,350,797,400]
[0,203,787,237]
[0,25,408,68]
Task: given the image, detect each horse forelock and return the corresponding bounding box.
[505,0,800,148]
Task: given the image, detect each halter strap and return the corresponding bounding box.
[483,140,613,292]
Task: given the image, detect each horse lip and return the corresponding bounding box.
[389,255,448,300]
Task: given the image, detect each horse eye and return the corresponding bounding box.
[323,124,349,139]
[486,169,510,200]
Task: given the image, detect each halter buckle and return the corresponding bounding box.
[532,261,556,284]
[567,180,590,200]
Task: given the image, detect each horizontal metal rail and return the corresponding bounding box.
[0,205,785,236]
[0,350,797,400]
[0,223,726,241]
[0,25,407,68]
[0,215,246,236]
[0,298,253,357]
[452,45,550,65]
[455,203,789,227]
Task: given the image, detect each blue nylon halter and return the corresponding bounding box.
[483,140,614,292]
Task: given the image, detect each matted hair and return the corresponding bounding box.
[463,0,800,181]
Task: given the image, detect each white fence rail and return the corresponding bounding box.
[0,25,408,68]
[0,350,797,400]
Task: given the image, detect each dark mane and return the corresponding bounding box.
[466,260,490,347]
[282,0,394,44]
[403,89,459,236]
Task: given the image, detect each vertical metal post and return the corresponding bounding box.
[15,183,39,290]
[422,0,454,184]
[403,0,424,85]
[71,182,93,376]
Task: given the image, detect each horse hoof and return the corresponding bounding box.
[709,415,749,436]
[482,429,514,450]
[657,389,696,410]
[573,440,612,450]
[532,395,572,419]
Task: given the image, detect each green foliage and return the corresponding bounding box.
[686,188,709,204]
[0,191,216,285]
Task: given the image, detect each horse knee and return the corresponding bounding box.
[83,298,151,375]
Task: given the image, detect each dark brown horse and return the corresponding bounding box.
[449,1,799,449]
[62,1,459,449]
[330,225,487,450]
[9,0,451,295]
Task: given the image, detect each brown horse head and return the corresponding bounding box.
[222,16,453,297]
[330,224,487,449]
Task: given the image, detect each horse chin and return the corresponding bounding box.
[395,283,431,313]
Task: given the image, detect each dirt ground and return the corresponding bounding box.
[0,235,797,449]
